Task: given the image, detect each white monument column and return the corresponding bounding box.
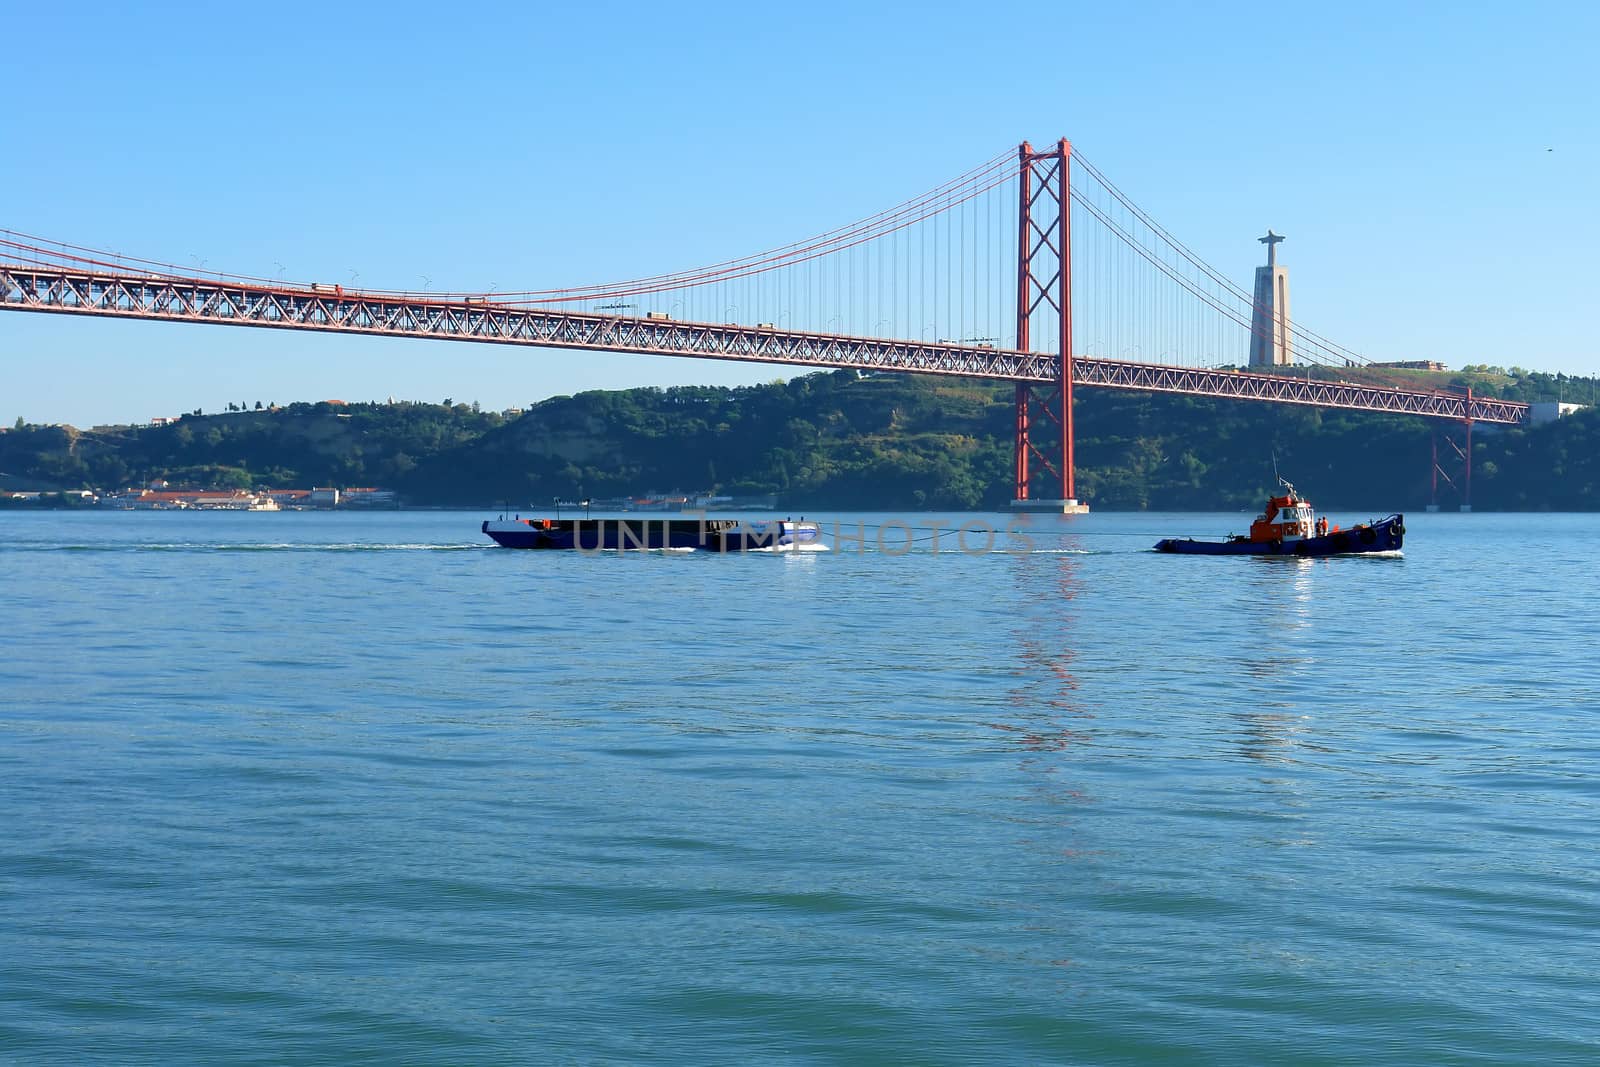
[1248,231,1293,367]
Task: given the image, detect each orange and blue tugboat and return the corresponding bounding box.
[1154,481,1404,557]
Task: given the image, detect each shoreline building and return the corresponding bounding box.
[1249,231,1293,367]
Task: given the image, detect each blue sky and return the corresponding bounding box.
[4,0,1596,427]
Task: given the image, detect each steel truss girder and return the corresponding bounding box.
[0,264,1529,426]
[1071,358,1526,425]
[0,265,1059,382]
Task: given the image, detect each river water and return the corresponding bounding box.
[3,509,1598,1064]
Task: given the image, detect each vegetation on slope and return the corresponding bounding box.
[3,368,1596,510]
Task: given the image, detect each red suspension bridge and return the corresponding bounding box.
[1,139,1525,508]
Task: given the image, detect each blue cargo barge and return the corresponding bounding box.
[483,517,824,552]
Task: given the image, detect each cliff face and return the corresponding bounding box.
[5,372,1597,510]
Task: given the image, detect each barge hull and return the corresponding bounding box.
[482,518,821,552]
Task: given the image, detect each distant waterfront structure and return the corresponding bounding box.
[1248,231,1293,368]
[1528,401,1588,424]
[1371,360,1449,372]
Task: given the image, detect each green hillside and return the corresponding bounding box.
[3,367,1597,510]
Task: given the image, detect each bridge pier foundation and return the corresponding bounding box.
[1010,498,1090,514]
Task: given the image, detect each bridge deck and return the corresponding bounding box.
[0,265,1529,425]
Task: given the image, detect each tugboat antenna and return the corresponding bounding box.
[1270,453,1294,498]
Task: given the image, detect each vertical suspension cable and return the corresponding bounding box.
[934,195,947,337]
[959,189,967,343]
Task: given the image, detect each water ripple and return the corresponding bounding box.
[4,509,1600,1063]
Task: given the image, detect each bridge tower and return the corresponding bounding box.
[1428,387,1475,513]
[1249,231,1293,367]
[1011,139,1088,514]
